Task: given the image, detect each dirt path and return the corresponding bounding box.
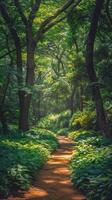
[8,136,86,200]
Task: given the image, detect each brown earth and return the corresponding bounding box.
[8,136,86,200]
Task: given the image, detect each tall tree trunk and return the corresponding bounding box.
[80,85,83,112]
[0,110,8,134]
[19,52,35,130]
[0,33,13,134]
[70,86,75,116]
[0,80,9,133]
[19,91,31,131]
[0,3,25,131]
[19,24,35,131]
[0,74,10,134]
[86,0,109,137]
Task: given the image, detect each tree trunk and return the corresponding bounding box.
[0,78,10,134]
[19,25,35,131]
[80,85,83,112]
[86,0,109,137]
[0,110,8,134]
[0,33,13,134]
[19,91,31,131]
[19,52,35,131]
[70,86,75,116]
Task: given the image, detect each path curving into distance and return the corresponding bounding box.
[8,136,86,200]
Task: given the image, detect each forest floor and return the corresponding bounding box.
[8,136,86,200]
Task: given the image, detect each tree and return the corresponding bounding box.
[85,0,109,137]
[0,31,14,133]
[0,0,82,131]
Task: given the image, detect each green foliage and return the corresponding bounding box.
[69,110,96,130]
[27,128,59,152]
[69,130,112,200]
[38,110,71,132]
[0,128,58,198]
[57,128,70,136]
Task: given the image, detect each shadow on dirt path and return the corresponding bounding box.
[8,136,86,200]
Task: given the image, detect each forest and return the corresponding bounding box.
[0,0,112,199]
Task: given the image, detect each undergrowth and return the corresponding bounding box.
[69,110,96,130]
[37,110,71,132]
[69,130,112,200]
[0,128,58,198]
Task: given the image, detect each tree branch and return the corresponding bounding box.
[35,0,82,42]
[13,0,27,26]
[29,0,42,23]
[0,2,20,49]
[0,43,25,60]
[106,0,112,26]
[0,48,16,60]
[0,2,23,84]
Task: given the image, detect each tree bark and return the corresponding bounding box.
[19,48,35,131]
[19,91,31,130]
[80,85,83,112]
[70,86,75,116]
[0,110,8,134]
[19,23,36,131]
[0,33,13,134]
[86,0,109,137]
[0,79,9,133]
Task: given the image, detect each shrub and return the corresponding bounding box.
[27,128,59,151]
[37,114,59,131]
[0,128,58,198]
[57,128,70,136]
[57,110,71,128]
[69,110,96,130]
[69,130,112,200]
[38,110,71,132]
[68,130,97,141]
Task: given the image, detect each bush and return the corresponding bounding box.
[38,110,71,132]
[27,128,59,152]
[69,130,112,200]
[69,110,96,130]
[57,128,70,136]
[69,130,97,141]
[0,128,58,198]
[57,110,71,128]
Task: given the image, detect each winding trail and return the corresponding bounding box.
[8,136,86,200]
